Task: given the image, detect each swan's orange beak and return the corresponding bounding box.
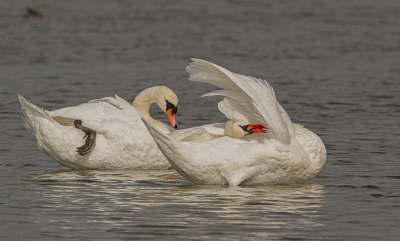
[167,109,178,129]
[247,125,267,133]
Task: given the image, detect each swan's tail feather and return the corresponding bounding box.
[143,118,201,183]
[142,118,192,167]
[18,94,56,134]
[142,118,182,154]
[21,111,33,134]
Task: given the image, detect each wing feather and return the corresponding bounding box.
[187,59,291,144]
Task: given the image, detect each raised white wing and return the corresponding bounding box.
[187,59,291,145]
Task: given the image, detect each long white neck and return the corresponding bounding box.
[133,87,163,127]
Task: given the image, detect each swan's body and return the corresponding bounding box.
[19,86,178,170]
[144,59,326,186]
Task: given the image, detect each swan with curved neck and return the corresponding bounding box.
[18,86,179,170]
[133,86,178,133]
[144,59,326,186]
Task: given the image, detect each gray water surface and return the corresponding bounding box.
[1,0,400,240]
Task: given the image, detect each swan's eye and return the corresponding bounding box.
[166,100,174,112]
[239,125,251,134]
[166,100,177,114]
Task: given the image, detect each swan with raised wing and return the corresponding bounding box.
[144,59,326,186]
[19,86,178,170]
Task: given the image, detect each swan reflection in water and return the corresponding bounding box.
[29,170,326,239]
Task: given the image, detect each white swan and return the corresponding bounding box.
[18,86,178,170]
[143,59,326,186]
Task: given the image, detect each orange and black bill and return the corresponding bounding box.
[166,100,178,129]
[167,109,178,129]
[241,124,267,134]
[247,124,267,133]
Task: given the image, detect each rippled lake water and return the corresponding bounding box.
[1,0,400,240]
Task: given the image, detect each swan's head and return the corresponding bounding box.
[133,86,179,129]
[156,86,178,129]
[225,120,267,138]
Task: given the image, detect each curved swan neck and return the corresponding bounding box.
[133,87,163,126]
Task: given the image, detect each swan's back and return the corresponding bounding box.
[293,124,326,182]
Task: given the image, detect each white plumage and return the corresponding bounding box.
[144,59,326,186]
[19,86,178,170]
